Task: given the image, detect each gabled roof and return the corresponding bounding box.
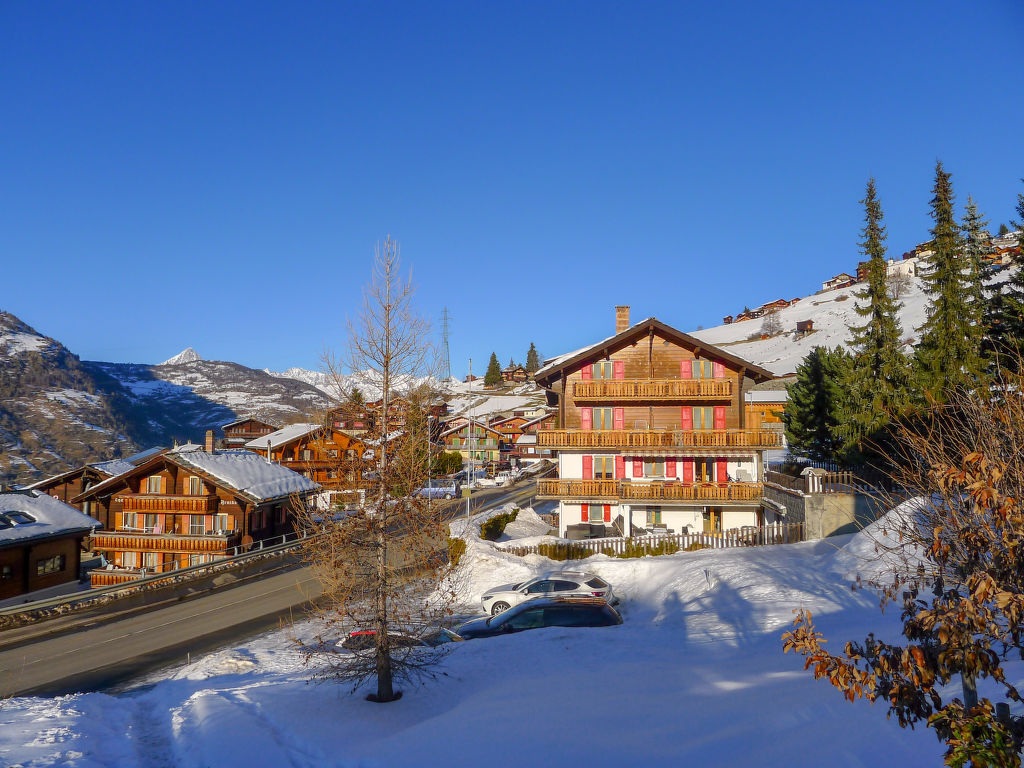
[222,416,280,431]
[0,491,98,546]
[440,422,504,439]
[534,317,775,385]
[74,448,319,506]
[245,422,320,451]
[520,412,556,430]
[25,448,166,491]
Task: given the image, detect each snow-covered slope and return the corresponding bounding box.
[690,275,934,376]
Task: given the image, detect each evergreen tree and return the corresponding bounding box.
[525,343,540,373]
[988,182,1024,366]
[349,386,365,405]
[843,179,908,450]
[915,162,981,398]
[483,352,502,387]
[783,347,849,463]
[960,197,995,366]
[998,222,1010,237]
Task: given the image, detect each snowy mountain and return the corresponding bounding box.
[160,347,202,366]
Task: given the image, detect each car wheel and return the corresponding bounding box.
[444,493,453,500]
[491,601,510,615]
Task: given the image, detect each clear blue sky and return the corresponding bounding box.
[2,1,1022,377]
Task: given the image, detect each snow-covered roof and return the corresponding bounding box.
[89,458,138,477]
[170,442,203,454]
[746,391,788,404]
[245,423,320,450]
[441,422,504,439]
[515,434,538,445]
[0,491,98,546]
[170,448,320,502]
[125,447,164,464]
[222,416,279,430]
[520,412,556,429]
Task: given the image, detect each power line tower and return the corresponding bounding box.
[440,307,452,382]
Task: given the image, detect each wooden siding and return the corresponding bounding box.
[91,532,239,553]
[537,479,763,503]
[537,428,782,450]
[573,378,732,402]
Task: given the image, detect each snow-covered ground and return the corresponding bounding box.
[2,506,967,767]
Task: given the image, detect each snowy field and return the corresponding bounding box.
[1,507,960,767]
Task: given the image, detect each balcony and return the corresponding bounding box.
[536,429,783,451]
[536,479,763,504]
[573,379,732,403]
[122,494,219,513]
[91,531,239,552]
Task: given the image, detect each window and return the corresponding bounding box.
[328,449,338,458]
[506,608,545,630]
[278,506,286,524]
[190,515,205,535]
[2,565,12,580]
[589,505,605,523]
[592,361,613,380]
[593,456,614,480]
[147,476,162,494]
[646,506,662,525]
[189,554,203,567]
[643,459,665,478]
[189,476,203,495]
[122,551,138,568]
[302,449,313,461]
[526,580,552,594]
[36,554,66,576]
[695,458,714,483]
[693,407,714,430]
[142,552,159,570]
[592,408,614,430]
[213,514,230,534]
[144,514,158,532]
[690,360,714,379]
[122,512,139,530]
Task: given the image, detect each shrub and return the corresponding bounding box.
[536,542,594,561]
[684,541,707,552]
[447,537,466,567]
[480,508,519,541]
[604,540,681,558]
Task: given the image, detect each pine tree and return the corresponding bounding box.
[915,162,981,398]
[484,352,502,387]
[998,222,1010,237]
[843,179,908,449]
[525,343,540,373]
[782,347,849,463]
[960,197,994,367]
[989,182,1024,366]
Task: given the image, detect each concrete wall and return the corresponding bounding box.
[763,483,887,539]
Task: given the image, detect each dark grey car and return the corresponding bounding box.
[456,597,622,639]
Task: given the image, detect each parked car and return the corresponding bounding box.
[480,571,616,615]
[413,479,460,500]
[340,626,463,650]
[457,597,622,639]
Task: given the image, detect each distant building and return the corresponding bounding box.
[795,320,814,337]
[221,417,279,449]
[822,273,855,292]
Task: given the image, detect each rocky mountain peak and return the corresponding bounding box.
[160,347,202,366]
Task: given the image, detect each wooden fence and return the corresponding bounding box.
[764,470,875,495]
[498,522,805,558]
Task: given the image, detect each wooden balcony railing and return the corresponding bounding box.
[573,379,733,402]
[536,479,619,499]
[91,531,239,552]
[536,429,783,450]
[122,495,219,513]
[537,479,763,503]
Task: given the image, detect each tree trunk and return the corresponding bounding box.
[374,515,394,701]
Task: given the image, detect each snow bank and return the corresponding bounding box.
[831,496,930,583]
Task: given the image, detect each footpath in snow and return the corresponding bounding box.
[1,505,951,767]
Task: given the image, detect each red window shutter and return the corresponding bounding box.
[680,407,693,430]
[666,459,676,478]
[582,455,594,480]
[581,503,589,522]
[614,455,625,479]
[613,360,625,380]
[633,459,643,477]
[205,515,214,532]
[603,504,611,523]
[581,408,593,430]
[581,364,593,380]
[613,407,624,429]
[713,360,726,378]
[679,360,691,379]
[157,514,166,533]
[683,459,694,483]
[716,459,729,483]
[713,406,726,430]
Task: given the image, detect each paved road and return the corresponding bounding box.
[0,479,540,698]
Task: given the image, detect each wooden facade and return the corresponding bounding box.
[247,424,368,493]
[534,308,782,537]
[221,417,279,448]
[441,422,505,463]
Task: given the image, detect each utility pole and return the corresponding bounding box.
[465,357,473,521]
[440,307,452,382]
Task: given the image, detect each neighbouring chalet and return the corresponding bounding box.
[221,417,279,449]
[328,402,371,434]
[501,363,530,384]
[490,414,530,446]
[75,432,319,587]
[821,273,855,292]
[513,411,557,464]
[25,448,163,528]
[441,421,505,465]
[0,490,99,601]
[246,423,368,504]
[533,306,784,539]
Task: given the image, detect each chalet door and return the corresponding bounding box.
[702,507,721,534]
[694,458,713,483]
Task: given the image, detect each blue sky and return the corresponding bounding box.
[2,1,1022,376]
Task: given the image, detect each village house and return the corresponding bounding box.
[0,489,99,602]
[501,362,530,384]
[821,273,856,292]
[513,411,557,463]
[327,401,371,434]
[75,432,319,587]
[441,421,505,465]
[533,306,783,539]
[221,417,279,449]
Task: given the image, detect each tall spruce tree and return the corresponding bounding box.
[915,162,982,398]
[525,342,540,373]
[843,179,908,449]
[989,182,1024,365]
[483,352,502,387]
[960,197,994,367]
[783,347,850,463]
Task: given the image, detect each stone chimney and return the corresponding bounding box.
[615,305,631,334]
[205,429,215,453]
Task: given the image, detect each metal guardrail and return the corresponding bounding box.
[0,529,311,618]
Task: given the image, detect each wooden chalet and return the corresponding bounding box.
[722,315,734,325]
[0,490,98,601]
[795,319,814,338]
[501,363,530,383]
[441,421,505,464]
[490,414,530,446]
[75,432,319,587]
[821,273,855,292]
[246,422,367,501]
[221,417,279,449]
[328,402,371,434]
[533,305,782,539]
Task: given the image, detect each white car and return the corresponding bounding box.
[480,571,616,615]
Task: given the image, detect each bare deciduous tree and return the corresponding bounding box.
[887,270,912,300]
[297,237,454,703]
[761,308,783,337]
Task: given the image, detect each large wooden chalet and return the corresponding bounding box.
[441,421,505,465]
[221,417,279,449]
[75,433,319,587]
[533,306,784,538]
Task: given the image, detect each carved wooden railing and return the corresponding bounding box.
[536,479,763,503]
[536,479,620,499]
[573,379,732,402]
[121,495,219,513]
[91,531,239,552]
[536,429,783,450]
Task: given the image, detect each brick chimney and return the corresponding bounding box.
[615,305,631,334]
[205,429,215,453]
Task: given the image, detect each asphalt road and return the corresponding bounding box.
[0,479,541,698]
